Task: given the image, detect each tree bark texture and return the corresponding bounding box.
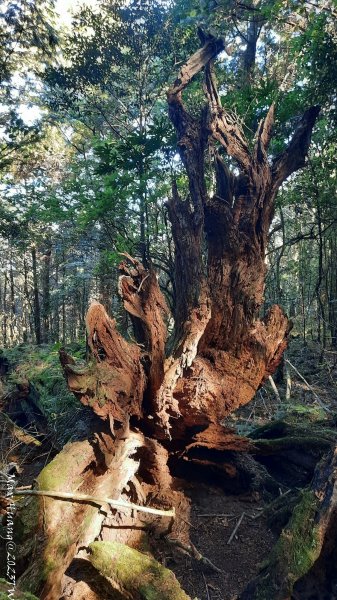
[60,33,320,450]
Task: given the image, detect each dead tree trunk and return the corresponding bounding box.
[161,33,319,442]
[15,34,320,600]
[57,34,319,449]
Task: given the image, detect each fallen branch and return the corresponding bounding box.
[14,488,175,518]
[268,375,281,403]
[197,512,234,517]
[0,412,42,446]
[285,365,292,401]
[285,359,331,412]
[227,511,245,544]
[167,538,223,574]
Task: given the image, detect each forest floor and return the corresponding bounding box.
[157,482,276,600]
[1,338,337,599]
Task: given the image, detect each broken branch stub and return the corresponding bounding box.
[60,302,146,424]
[118,256,169,398]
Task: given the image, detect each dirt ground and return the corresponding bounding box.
[159,481,276,600]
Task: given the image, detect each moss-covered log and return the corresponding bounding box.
[240,444,337,599]
[14,423,186,600]
[88,541,191,600]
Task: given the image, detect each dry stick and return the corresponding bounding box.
[268,375,281,404]
[285,359,331,412]
[196,513,234,518]
[227,512,245,544]
[14,489,175,518]
[285,365,292,401]
[167,538,223,574]
[250,489,292,520]
[202,572,211,600]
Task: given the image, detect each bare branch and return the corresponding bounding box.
[14,489,175,518]
[167,36,224,101]
[255,103,275,159]
[272,105,320,189]
[205,63,251,171]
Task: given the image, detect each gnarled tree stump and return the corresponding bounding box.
[14,31,320,600]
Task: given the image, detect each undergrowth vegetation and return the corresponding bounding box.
[0,342,88,448]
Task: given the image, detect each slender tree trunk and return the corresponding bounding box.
[31,245,42,345]
[62,250,66,344]
[2,271,8,347]
[53,256,60,343]
[41,239,52,343]
[9,252,16,345]
[22,255,31,343]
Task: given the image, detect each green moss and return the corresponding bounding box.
[89,541,191,600]
[2,343,88,447]
[42,557,57,579]
[251,490,320,600]
[0,579,39,600]
[37,441,89,490]
[15,497,39,545]
[137,532,152,555]
[275,490,320,581]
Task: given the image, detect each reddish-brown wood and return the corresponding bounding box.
[60,34,318,445]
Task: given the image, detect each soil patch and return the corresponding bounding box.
[157,481,276,600]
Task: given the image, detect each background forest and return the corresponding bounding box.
[0,0,336,350]
[1,2,337,600]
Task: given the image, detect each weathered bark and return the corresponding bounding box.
[60,301,146,426]
[163,33,319,437]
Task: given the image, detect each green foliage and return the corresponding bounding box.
[0,0,336,352]
[0,0,57,84]
[0,579,38,600]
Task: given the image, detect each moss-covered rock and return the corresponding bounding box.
[88,541,191,600]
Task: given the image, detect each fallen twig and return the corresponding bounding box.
[196,513,234,518]
[14,489,175,518]
[202,572,211,600]
[167,538,223,574]
[227,512,245,544]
